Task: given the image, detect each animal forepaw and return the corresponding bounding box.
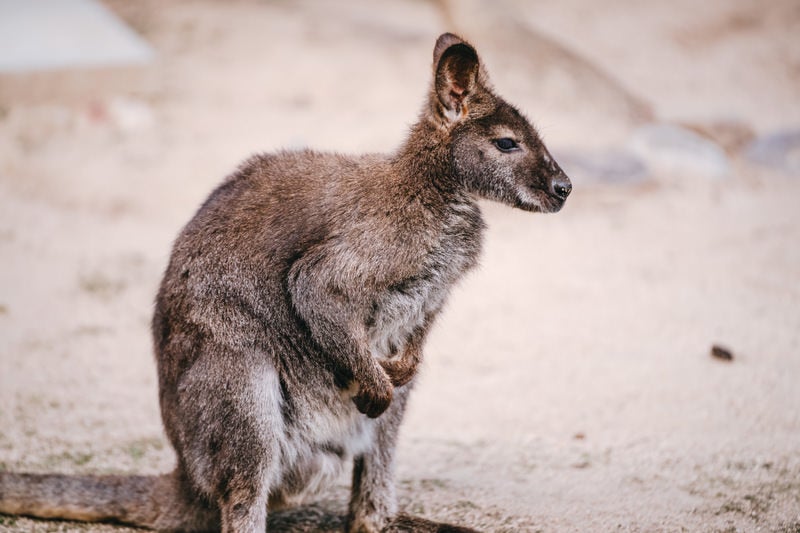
[352,382,393,418]
[379,359,416,388]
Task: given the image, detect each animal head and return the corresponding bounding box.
[429,33,572,213]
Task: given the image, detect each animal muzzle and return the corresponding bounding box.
[549,172,572,201]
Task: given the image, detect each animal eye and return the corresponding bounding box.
[493,138,519,152]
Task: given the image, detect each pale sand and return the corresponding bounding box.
[1,1,798,531]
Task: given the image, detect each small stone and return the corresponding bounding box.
[680,119,755,155]
[745,129,800,176]
[554,149,649,185]
[627,123,731,180]
[711,344,734,362]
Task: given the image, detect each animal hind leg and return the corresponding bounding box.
[174,346,282,533]
[346,383,412,533]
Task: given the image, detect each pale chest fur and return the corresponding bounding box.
[367,200,484,359]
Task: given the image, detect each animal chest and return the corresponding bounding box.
[366,205,483,360]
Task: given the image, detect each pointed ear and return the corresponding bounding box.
[432,33,480,123]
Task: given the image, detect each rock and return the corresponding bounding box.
[627,123,732,180]
[745,129,800,176]
[680,119,756,155]
[554,149,649,185]
[711,344,734,362]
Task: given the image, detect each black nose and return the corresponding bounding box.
[551,174,572,200]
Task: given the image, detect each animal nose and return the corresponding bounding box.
[551,174,572,200]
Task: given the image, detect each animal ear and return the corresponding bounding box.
[432,33,480,123]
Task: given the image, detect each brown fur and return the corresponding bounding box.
[0,33,570,532]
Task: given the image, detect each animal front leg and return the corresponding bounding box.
[288,247,393,418]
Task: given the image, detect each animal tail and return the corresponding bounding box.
[0,470,218,531]
[0,471,479,532]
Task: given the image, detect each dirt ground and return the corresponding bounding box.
[1,1,799,531]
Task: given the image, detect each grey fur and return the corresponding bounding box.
[0,33,570,532]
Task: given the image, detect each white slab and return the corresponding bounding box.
[0,0,154,73]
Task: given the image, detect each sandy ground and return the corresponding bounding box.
[1,1,799,531]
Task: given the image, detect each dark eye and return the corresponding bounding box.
[494,138,519,152]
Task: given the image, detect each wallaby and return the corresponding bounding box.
[0,33,571,532]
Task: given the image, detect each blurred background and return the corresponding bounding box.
[0,1,798,531]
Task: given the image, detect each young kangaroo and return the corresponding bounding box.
[0,33,571,532]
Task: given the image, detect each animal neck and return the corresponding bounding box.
[391,120,465,205]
